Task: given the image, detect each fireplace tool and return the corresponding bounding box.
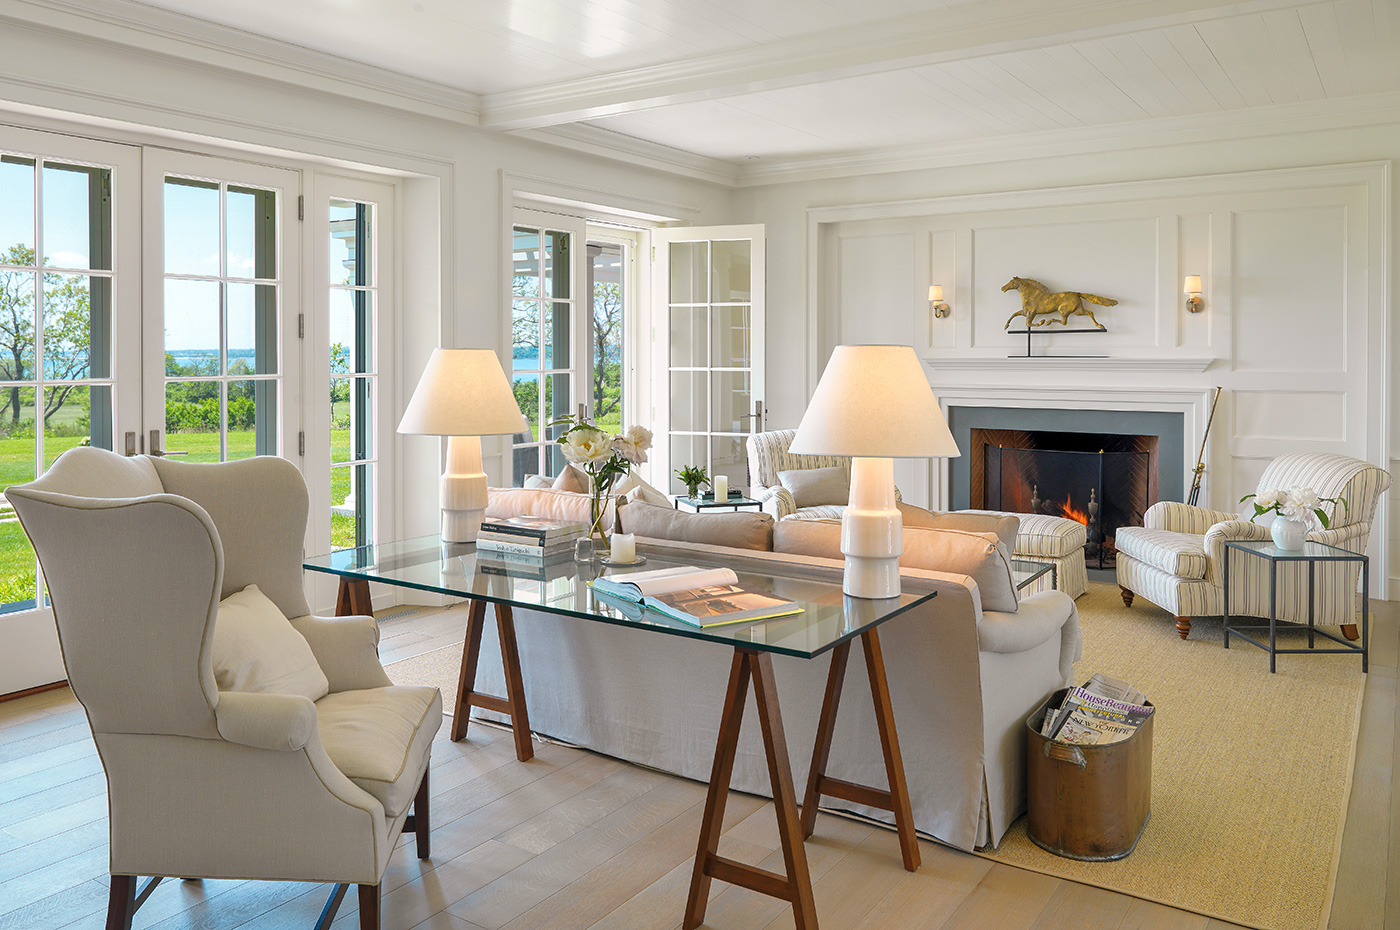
[1187,386,1224,507]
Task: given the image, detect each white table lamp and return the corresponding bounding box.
[789,345,960,598]
[398,348,527,543]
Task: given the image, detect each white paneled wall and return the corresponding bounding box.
[809,163,1389,597]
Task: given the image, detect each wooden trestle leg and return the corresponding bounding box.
[449,598,533,761]
[335,577,373,617]
[800,628,921,872]
[685,649,818,930]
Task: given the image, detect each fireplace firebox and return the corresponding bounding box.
[974,429,1159,571]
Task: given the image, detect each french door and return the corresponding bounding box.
[652,225,765,495]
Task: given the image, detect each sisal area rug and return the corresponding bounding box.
[384,582,1366,930]
[979,581,1365,930]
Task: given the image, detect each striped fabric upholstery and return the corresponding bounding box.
[746,430,849,491]
[1257,453,1391,531]
[1115,528,1208,579]
[786,505,848,521]
[1143,501,1237,535]
[1119,452,1391,634]
[958,510,1087,597]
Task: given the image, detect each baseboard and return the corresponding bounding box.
[0,679,68,703]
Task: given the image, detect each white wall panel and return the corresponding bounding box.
[836,231,914,347]
[1231,204,1347,373]
[969,216,1158,351]
[1232,390,1346,444]
[1177,213,1212,349]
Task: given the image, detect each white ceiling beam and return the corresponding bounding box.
[480,0,1333,130]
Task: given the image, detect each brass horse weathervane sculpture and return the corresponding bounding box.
[1002,276,1117,330]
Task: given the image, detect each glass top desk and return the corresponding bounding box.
[305,535,937,930]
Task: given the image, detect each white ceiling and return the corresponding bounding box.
[74,0,1400,176]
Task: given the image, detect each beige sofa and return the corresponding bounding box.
[476,491,1082,851]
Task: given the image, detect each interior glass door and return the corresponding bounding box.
[653,225,765,495]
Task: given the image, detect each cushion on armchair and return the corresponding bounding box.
[778,466,849,508]
[213,585,329,701]
[1115,528,1209,579]
[315,685,442,817]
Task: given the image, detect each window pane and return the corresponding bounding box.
[710,239,751,302]
[42,163,108,271]
[226,379,275,460]
[0,402,38,609]
[543,299,569,371]
[329,199,371,287]
[513,227,540,298]
[163,379,220,462]
[545,371,571,439]
[330,289,373,374]
[513,374,541,443]
[512,299,539,372]
[710,435,747,488]
[227,282,277,375]
[512,445,537,488]
[669,306,707,368]
[0,156,35,259]
[712,371,751,433]
[712,305,750,369]
[669,241,708,303]
[44,385,105,469]
[164,278,220,374]
[164,177,220,277]
[332,463,372,551]
[0,269,38,381]
[227,185,276,280]
[669,434,706,495]
[43,273,95,380]
[591,243,624,437]
[670,371,706,432]
[544,230,569,300]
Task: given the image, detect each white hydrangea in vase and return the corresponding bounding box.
[1240,486,1347,551]
[555,416,653,546]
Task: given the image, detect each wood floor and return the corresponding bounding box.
[1,597,1394,930]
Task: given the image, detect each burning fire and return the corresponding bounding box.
[1059,494,1089,526]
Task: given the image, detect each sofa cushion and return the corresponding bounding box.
[1115,527,1209,579]
[620,500,774,551]
[486,487,598,527]
[773,521,1019,612]
[786,505,848,521]
[316,685,441,817]
[778,465,849,508]
[214,585,329,702]
[962,511,1086,557]
[901,507,1019,551]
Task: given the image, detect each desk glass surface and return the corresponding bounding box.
[304,536,937,660]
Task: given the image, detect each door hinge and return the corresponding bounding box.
[298,195,304,221]
[651,246,655,262]
[298,431,305,456]
[298,313,305,339]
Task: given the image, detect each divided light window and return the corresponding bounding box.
[161,176,279,461]
[329,198,376,549]
[511,224,573,484]
[0,152,114,611]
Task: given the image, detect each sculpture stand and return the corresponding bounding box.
[1006,326,1108,358]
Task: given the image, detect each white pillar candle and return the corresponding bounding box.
[713,474,728,500]
[611,532,636,563]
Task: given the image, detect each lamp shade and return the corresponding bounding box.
[789,344,960,459]
[397,348,528,436]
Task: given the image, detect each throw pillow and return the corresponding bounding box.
[773,520,1019,613]
[614,469,670,507]
[214,584,329,700]
[619,500,774,551]
[551,464,589,494]
[486,487,601,527]
[906,507,1020,551]
[779,466,849,508]
[523,474,553,489]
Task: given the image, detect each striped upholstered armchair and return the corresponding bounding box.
[746,429,876,521]
[1116,452,1391,640]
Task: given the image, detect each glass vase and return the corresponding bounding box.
[588,487,610,550]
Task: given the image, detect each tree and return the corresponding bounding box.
[0,244,93,427]
[592,281,623,425]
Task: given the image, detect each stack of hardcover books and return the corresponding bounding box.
[476,516,584,559]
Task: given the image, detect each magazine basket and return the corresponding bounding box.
[1025,686,1153,861]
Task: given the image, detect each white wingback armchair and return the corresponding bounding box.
[9,447,442,930]
[1116,452,1391,639]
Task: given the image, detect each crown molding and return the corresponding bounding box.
[2,0,482,127]
[478,0,1328,130]
[737,91,1400,188]
[514,124,739,189]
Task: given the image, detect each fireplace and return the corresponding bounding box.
[974,429,1158,570]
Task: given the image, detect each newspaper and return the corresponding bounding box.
[1041,676,1153,745]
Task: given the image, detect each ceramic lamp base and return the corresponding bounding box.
[840,456,902,599]
[440,435,488,544]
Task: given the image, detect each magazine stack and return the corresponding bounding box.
[1040,673,1153,746]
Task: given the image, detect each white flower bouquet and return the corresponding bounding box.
[554,415,653,543]
[1240,486,1347,529]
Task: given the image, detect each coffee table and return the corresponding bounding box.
[1011,558,1055,593]
[305,537,936,930]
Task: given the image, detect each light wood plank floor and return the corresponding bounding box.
[1,597,1393,930]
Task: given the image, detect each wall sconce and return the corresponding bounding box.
[1184,275,1203,313]
[929,285,951,318]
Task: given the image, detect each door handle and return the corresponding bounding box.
[148,429,188,458]
[124,431,137,456]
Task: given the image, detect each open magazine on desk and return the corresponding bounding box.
[590,565,802,628]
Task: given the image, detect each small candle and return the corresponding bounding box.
[611,532,636,563]
[713,475,728,500]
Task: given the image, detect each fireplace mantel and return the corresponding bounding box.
[925,356,1215,372]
